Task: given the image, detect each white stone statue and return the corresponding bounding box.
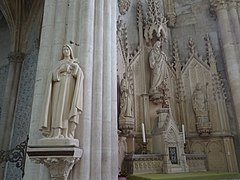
[119,72,133,118]
[118,136,127,174]
[40,44,84,139]
[192,83,208,123]
[149,41,168,94]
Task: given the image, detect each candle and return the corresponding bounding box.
[142,123,146,143]
[182,124,186,144]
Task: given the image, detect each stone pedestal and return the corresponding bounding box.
[119,116,135,135]
[27,146,82,180]
[38,138,79,147]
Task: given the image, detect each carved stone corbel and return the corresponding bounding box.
[27,146,82,180]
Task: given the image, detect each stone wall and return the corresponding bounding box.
[4,17,41,180]
[0,12,10,134]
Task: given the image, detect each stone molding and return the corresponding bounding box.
[8,52,25,63]
[123,154,163,175]
[186,154,207,172]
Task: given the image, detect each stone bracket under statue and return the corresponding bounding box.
[27,145,82,180]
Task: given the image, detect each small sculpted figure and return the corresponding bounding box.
[119,72,133,119]
[192,83,208,123]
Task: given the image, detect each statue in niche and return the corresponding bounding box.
[40,44,84,139]
[149,41,168,94]
[192,83,209,124]
[149,41,169,106]
[119,71,134,119]
[118,135,127,174]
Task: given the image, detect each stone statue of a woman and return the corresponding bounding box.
[40,44,84,139]
[119,72,133,119]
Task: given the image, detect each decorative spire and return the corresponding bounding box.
[137,0,144,28]
[172,39,180,62]
[188,37,195,56]
[204,33,216,64]
[144,0,168,43]
[117,17,129,63]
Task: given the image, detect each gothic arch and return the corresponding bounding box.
[0,1,14,48]
[0,0,43,52]
[207,141,227,171]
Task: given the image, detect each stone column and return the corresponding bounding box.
[102,0,113,179]
[0,52,24,151]
[111,1,119,178]
[0,52,24,179]
[73,1,95,180]
[210,0,240,134]
[89,0,104,179]
[228,1,240,64]
[163,0,176,27]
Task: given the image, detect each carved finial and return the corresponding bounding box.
[188,37,196,57]
[204,33,216,64]
[137,0,144,27]
[117,17,129,63]
[172,39,180,62]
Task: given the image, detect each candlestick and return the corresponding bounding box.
[182,124,186,144]
[141,123,146,143]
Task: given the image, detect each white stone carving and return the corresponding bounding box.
[28,146,82,180]
[119,66,134,134]
[192,83,208,120]
[40,44,84,140]
[117,17,140,66]
[118,0,131,15]
[205,34,226,100]
[149,41,169,106]
[149,41,167,93]
[144,0,168,42]
[119,72,133,118]
[192,83,212,136]
[152,107,189,173]
[117,18,129,64]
